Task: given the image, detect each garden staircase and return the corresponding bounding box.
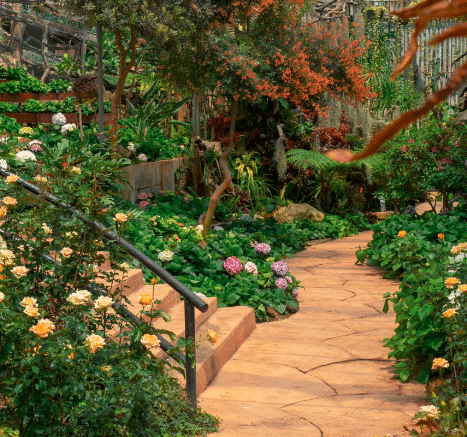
[95,254,256,396]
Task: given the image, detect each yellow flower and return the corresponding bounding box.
[65,231,77,238]
[442,308,457,318]
[76,290,92,300]
[67,346,74,360]
[12,266,28,277]
[2,196,17,206]
[42,223,52,234]
[140,333,161,348]
[94,295,113,311]
[20,296,37,307]
[86,334,105,354]
[92,264,99,273]
[445,277,460,289]
[138,294,153,306]
[0,205,6,218]
[70,166,81,175]
[5,174,18,184]
[207,330,218,344]
[60,247,73,258]
[437,233,445,240]
[0,249,14,260]
[432,357,449,369]
[458,284,467,292]
[33,175,47,184]
[30,318,55,338]
[113,213,128,223]
[23,305,39,318]
[66,292,87,306]
[419,405,438,418]
[119,262,130,272]
[398,230,407,238]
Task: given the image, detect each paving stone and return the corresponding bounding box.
[200,228,427,436]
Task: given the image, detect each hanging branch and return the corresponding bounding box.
[326,0,467,163]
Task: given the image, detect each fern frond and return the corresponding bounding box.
[286,149,339,171]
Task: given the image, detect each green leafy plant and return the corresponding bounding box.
[21,99,46,113]
[0,102,20,113]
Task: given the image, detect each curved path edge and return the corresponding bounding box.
[199,230,426,437]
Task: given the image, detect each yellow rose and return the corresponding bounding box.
[138,294,153,306]
[66,292,87,306]
[60,247,73,258]
[207,330,218,344]
[23,305,39,318]
[0,205,6,218]
[445,277,460,289]
[76,290,92,300]
[458,284,467,292]
[5,174,18,184]
[432,357,449,369]
[12,266,29,277]
[30,318,55,338]
[442,308,457,318]
[113,213,128,223]
[70,166,81,175]
[2,197,17,206]
[437,233,445,240]
[398,230,407,238]
[0,249,14,260]
[119,262,130,272]
[94,295,113,311]
[86,333,105,354]
[20,296,37,307]
[42,223,52,234]
[419,405,438,418]
[140,333,161,348]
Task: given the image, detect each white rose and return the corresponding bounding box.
[15,151,36,163]
[127,143,136,152]
[66,292,86,306]
[0,159,8,170]
[137,153,147,162]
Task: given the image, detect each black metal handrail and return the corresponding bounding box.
[0,168,206,408]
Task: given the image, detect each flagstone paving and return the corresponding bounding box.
[199,230,427,437]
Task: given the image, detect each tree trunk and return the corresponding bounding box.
[191,92,201,138]
[202,98,238,239]
[10,4,23,66]
[110,27,137,155]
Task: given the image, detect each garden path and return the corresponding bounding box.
[198,230,427,437]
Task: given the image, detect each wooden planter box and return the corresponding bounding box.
[3,112,113,125]
[0,92,75,103]
[120,157,187,204]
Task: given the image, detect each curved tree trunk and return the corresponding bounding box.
[202,98,238,239]
[110,27,137,156]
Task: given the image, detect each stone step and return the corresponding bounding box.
[125,283,181,318]
[95,268,144,296]
[152,297,219,354]
[168,305,256,396]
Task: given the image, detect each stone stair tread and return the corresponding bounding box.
[173,305,256,396]
[95,268,144,295]
[126,284,181,315]
[153,297,218,354]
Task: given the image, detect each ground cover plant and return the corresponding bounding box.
[357,204,467,435]
[0,136,219,436]
[121,193,370,322]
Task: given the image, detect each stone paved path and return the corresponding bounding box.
[199,230,427,437]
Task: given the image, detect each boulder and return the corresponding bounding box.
[272,203,325,224]
[373,211,395,220]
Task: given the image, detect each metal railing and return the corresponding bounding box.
[0,167,207,409]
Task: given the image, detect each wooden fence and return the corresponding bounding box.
[347,1,467,106]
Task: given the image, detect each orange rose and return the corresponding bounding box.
[445,277,461,289]
[0,205,6,218]
[442,308,457,318]
[141,334,160,348]
[2,196,17,206]
[138,294,153,306]
[30,318,55,338]
[458,284,467,292]
[398,230,407,238]
[12,266,28,277]
[5,175,18,184]
[432,358,449,369]
[113,213,128,223]
[438,233,445,240]
[86,334,105,354]
[23,305,39,318]
[207,330,218,344]
[20,297,37,307]
[60,247,73,258]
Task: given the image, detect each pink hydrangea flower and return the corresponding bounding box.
[271,261,289,276]
[275,278,288,289]
[292,288,299,299]
[224,256,242,275]
[255,243,271,255]
[401,146,407,152]
[285,276,293,283]
[138,200,151,210]
[244,261,258,275]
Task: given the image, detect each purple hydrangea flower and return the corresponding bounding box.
[244,261,258,275]
[291,288,299,299]
[224,256,242,275]
[255,243,271,255]
[271,261,289,276]
[275,278,288,289]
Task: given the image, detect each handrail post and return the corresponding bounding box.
[184,300,197,410]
